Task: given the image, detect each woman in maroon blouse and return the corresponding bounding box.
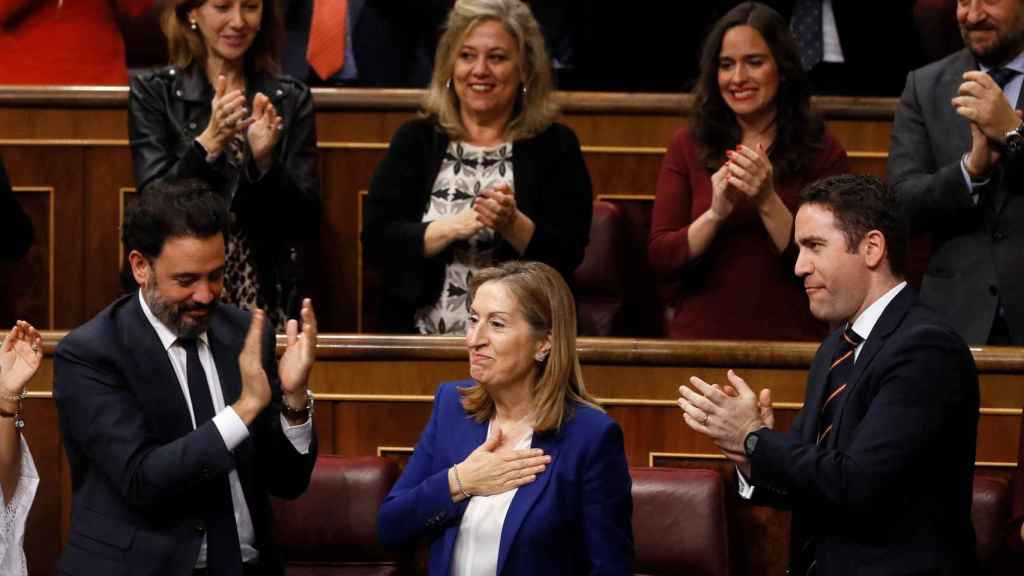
[648,2,848,341]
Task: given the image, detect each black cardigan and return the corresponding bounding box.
[362,118,593,332]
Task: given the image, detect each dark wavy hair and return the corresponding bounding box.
[123,178,230,261]
[690,2,823,179]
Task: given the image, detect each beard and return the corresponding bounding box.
[143,278,217,338]
[962,18,1024,66]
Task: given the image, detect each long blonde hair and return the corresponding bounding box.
[422,0,558,141]
[460,261,602,432]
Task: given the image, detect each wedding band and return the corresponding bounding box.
[702,413,709,425]
[31,344,39,352]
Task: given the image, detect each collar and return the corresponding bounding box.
[977,49,1024,75]
[848,282,907,342]
[137,289,208,351]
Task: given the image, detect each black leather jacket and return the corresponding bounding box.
[129,63,320,317]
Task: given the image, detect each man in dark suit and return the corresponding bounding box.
[54,179,319,575]
[679,175,979,575]
[889,0,1024,345]
[282,0,450,87]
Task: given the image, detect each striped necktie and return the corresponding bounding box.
[817,325,863,445]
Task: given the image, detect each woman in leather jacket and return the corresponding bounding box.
[130,0,319,328]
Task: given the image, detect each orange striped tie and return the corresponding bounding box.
[307,0,348,80]
[817,325,863,445]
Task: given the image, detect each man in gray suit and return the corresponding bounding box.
[888,0,1024,345]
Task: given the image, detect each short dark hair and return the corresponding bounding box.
[800,174,908,279]
[691,2,823,179]
[122,178,230,260]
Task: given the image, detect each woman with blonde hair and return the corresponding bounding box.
[379,261,633,575]
[363,0,593,334]
[129,0,319,328]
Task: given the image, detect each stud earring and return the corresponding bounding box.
[446,77,452,90]
[189,20,198,31]
[521,85,527,96]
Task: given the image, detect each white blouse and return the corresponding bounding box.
[450,424,533,576]
[0,437,38,576]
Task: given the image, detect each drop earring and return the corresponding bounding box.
[189,20,198,31]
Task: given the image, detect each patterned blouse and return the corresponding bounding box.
[0,437,38,576]
[414,140,514,335]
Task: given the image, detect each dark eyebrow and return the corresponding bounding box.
[797,234,827,246]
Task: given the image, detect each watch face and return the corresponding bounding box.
[1008,131,1024,152]
[744,432,759,455]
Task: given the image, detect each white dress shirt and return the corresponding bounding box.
[737,282,908,498]
[821,0,845,64]
[450,423,533,576]
[0,437,38,576]
[139,291,312,568]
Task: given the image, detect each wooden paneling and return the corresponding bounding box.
[21,334,1023,576]
[1,88,893,332]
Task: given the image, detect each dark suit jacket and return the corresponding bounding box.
[53,294,318,576]
[749,287,979,575]
[378,381,633,575]
[282,0,449,87]
[889,48,1024,345]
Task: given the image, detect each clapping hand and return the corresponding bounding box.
[954,71,1021,142]
[199,75,255,158]
[278,298,317,396]
[234,309,272,426]
[725,144,775,206]
[709,162,739,221]
[473,184,519,233]
[0,321,42,400]
[246,92,284,173]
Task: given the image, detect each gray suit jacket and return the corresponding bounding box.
[888,48,1024,345]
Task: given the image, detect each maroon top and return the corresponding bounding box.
[648,128,849,341]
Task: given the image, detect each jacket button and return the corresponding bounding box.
[993,231,1007,242]
[275,89,283,96]
[176,89,183,97]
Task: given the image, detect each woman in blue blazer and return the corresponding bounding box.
[378,261,633,575]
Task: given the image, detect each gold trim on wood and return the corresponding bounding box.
[315,393,435,402]
[595,193,654,202]
[13,186,56,329]
[582,145,666,155]
[847,151,888,159]
[118,187,137,268]
[648,451,728,467]
[357,190,367,333]
[975,461,1018,468]
[980,407,1022,416]
[0,139,128,147]
[318,141,389,150]
[377,446,415,457]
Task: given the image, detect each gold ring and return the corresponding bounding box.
[31,344,40,352]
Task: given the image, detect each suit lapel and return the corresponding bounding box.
[122,295,194,440]
[829,288,915,447]
[496,430,559,575]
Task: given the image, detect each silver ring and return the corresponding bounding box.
[702,413,710,425]
[31,344,40,352]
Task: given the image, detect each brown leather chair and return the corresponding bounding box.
[272,455,407,575]
[574,200,625,336]
[631,467,730,576]
[974,473,1011,573]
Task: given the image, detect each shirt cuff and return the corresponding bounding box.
[215,407,251,451]
[960,154,989,205]
[736,464,755,500]
[280,414,313,454]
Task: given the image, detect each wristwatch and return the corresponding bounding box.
[281,389,315,420]
[1005,122,1024,154]
[744,428,766,457]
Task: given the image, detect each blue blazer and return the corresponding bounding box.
[378,381,633,575]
